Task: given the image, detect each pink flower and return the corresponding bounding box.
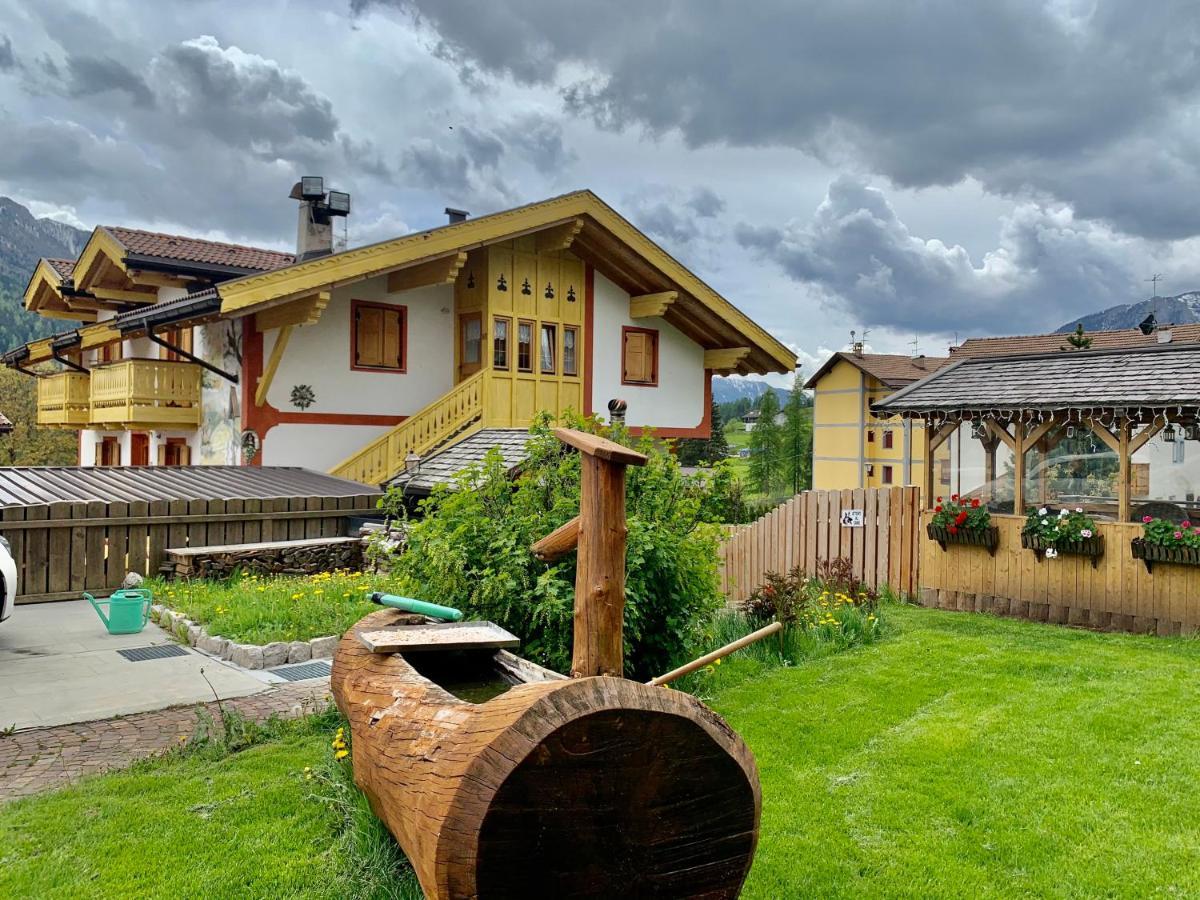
[1175,531,1184,540]
[1194,527,1200,535]
[1184,520,1192,529]
[1143,516,1153,524]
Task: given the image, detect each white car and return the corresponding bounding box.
[0,536,15,622]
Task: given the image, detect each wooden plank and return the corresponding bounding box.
[0,504,381,530]
[23,503,49,599]
[206,499,227,548]
[68,502,88,593]
[864,488,879,591]
[105,501,129,585]
[47,502,72,597]
[147,499,169,577]
[225,498,245,546]
[126,500,149,578]
[84,500,107,591]
[186,499,209,551]
[166,536,361,556]
[289,497,307,541]
[1,504,26,599]
[850,488,865,582]
[242,497,262,544]
[358,621,520,654]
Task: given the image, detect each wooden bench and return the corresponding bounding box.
[162,536,364,579]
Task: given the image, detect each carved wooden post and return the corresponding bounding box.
[545,428,648,677]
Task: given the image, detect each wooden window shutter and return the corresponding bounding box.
[623,331,647,382]
[356,306,384,367]
[157,444,166,466]
[95,440,104,467]
[382,309,403,369]
[179,443,191,466]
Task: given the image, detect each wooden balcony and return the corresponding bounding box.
[36,371,91,427]
[89,359,202,430]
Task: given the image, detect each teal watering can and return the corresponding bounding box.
[86,589,153,635]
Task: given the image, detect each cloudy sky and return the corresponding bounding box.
[3,0,1200,381]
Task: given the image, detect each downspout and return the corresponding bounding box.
[903,418,913,485]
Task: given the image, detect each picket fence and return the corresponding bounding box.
[719,486,921,607]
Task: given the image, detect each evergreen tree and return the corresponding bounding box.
[781,377,812,495]
[748,389,783,495]
[676,401,732,465]
[0,367,77,465]
[1061,323,1092,351]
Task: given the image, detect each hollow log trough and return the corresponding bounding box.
[331,428,763,898]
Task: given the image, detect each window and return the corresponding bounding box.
[540,323,557,374]
[161,438,190,467]
[493,317,511,370]
[130,433,150,467]
[97,436,120,467]
[563,326,578,377]
[462,315,482,366]
[97,341,122,364]
[352,300,406,372]
[867,430,876,443]
[882,464,894,485]
[621,327,658,386]
[159,326,194,362]
[517,320,534,372]
[883,429,895,449]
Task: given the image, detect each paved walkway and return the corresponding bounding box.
[0,679,331,801]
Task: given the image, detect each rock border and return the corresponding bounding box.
[150,604,339,671]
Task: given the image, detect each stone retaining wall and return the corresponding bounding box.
[151,604,339,670]
[164,537,364,580]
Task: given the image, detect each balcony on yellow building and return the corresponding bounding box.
[36,371,92,427]
[89,359,203,430]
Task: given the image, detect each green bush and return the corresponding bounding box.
[376,414,727,680]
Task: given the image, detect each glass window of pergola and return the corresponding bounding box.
[872,344,1200,523]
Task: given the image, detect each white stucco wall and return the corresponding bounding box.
[263,277,455,416]
[260,423,394,470]
[590,272,706,430]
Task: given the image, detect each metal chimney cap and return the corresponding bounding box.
[445,207,469,223]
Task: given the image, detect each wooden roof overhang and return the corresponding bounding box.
[217,191,796,376]
[23,259,98,323]
[70,227,163,312]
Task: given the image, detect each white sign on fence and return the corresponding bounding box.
[840,509,864,528]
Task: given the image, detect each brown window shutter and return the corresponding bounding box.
[180,444,191,466]
[157,444,166,466]
[383,309,403,369]
[624,332,646,382]
[95,440,104,467]
[356,307,384,367]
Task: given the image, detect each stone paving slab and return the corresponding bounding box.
[0,680,332,801]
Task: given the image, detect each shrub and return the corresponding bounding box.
[931,493,990,534]
[741,557,881,647]
[376,413,726,680]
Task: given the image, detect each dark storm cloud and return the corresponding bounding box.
[0,35,14,72]
[687,187,724,219]
[376,0,1200,240]
[66,54,155,108]
[737,176,1142,335]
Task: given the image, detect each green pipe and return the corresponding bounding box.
[370,592,463,622]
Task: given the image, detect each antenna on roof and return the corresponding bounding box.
[1146,273,1164,321]
[909,335,920,357]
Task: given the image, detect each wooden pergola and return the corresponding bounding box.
[873,344,1200,521]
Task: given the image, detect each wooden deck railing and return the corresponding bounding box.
[330,370,486,485]
[89,359,203,429]
[36,371,91,427]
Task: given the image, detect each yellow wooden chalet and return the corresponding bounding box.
[6,186,795,484]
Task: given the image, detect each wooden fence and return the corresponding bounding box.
[0,493,380,605]
[919,513,1200,635]
[720,486,921,607]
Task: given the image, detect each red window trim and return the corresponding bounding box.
[350,298,408,374]
[881,464,894,485]
[621,325,659,387]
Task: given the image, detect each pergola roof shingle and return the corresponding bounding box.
[873,344,1200,416]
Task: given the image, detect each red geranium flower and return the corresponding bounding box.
[951,494,959,501]
[935,505,943,512]
[971,498,980,508]
[955,510,969,526]
[937,496,943,503]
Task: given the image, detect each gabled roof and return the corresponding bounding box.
[805,351,951,389]
[45,258,75,280]
[104,226,295,273]
[952,323,1200,357]
[388,428,530,496]
[873,343,1200,416]
[217,190,796,375]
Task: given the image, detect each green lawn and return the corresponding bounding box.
[146,570,404,644]
[4,605,1199,898]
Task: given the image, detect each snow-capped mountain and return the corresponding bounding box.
[1057,292,1200,333]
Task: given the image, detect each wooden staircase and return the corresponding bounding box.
[330,370,486,486]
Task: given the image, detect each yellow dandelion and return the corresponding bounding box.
[335,749,349,760]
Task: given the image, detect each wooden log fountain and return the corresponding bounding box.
[331,429,762,899]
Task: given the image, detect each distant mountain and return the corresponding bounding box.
[1056,292,1200,333]
[712,376,790,405]
[0,197,89,350]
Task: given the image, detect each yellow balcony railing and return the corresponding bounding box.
[37,371,91,427]
[330,369,486,485]
[89,359,202,430]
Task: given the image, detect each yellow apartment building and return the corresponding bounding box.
[805,350,950,490]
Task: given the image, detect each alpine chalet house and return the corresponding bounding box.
[7,182,796,486]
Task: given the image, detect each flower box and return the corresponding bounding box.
[927,523,999,556]
[1130,538,1200,574]
[1021,532,1105,568]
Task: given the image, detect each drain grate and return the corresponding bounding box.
[268,660,333,682]
[117,644,190,662]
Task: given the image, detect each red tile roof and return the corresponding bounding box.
[104,226,294,272]
[45,258,75,280]
[951,323,1200,357]
[805,351,952,389]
